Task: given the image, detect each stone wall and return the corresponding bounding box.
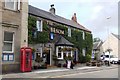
[2,0,28,73]
[0,0,2,75]
[29,43,55,66]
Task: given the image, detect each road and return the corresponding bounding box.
[2,65,118,78]
[52,68,118,78]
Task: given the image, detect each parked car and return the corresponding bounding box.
[118,60,120,64]
[100,55,104,60]
[110,55,118,64]
[100,53,118,64]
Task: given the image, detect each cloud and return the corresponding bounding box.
[81,2,118,41]
[90,6,103,20]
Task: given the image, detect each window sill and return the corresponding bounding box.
[58,58,63,60]
[3,51,14,54]
[3,8,20,13]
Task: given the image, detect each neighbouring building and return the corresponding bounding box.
[28,5,93,67]
[0,0,28,73]
[93,40,103,60]
[100,33,120,58]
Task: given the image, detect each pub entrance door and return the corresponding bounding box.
[43,48,51,65]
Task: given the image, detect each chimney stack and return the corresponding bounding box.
[71,13,77,23]
[49,4,55,14]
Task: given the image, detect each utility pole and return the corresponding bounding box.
[107,17,111,66]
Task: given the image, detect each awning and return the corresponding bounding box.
[55,35,74,46]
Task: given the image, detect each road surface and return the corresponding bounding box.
[51,67,118,78]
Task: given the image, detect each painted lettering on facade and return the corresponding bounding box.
[50,27,64,34]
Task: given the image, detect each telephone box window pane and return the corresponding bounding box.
[26,52,30,68]
[3,43,12,51]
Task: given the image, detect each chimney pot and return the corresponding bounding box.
[49,4,55,14]
[51,4,54,8]
[71,13,77,23]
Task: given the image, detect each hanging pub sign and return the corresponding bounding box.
[50,32,54,40]
[50,27,64,35]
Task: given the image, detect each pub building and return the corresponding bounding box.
[28,4,92,68]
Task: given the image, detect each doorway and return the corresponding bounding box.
[43,48,51,65]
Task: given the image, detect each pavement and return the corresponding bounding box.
[1,64,118,78]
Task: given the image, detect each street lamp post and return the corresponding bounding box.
[106,17,111,66]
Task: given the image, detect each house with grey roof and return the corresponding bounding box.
[100,33,120,59]
[93,40,103,60]
[28,4,93,67]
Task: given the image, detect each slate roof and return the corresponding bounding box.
[29,5,91,33]
[93,41,103,50]
[112,33,120,40]
[55,35,74,46]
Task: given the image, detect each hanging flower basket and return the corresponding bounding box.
[71,48,76,51]
[43,47,49,53]
[31,48,36,53]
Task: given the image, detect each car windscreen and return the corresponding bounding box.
[105,55,109,58]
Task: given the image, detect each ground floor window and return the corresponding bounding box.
[2,31,14,61]
[56,46,73,60]
[3,31,14,53]
[57,46,63,59]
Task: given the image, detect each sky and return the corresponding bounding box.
[29,0,119,41]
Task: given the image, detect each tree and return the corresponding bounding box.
[93,38,101,42]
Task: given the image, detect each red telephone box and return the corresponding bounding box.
[20,47,32,72]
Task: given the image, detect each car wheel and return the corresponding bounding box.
[112,61,115,64]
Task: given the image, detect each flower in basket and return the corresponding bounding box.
[52,54,58,61]
[65,55,73,61]
[67,48,71,51]
[31,48,36,53]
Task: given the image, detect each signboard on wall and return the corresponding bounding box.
[50,32,54,40]
[2,53,14,61]
[50,27,64,34]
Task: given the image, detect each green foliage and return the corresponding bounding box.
[28,15,93,63]
[35,55,43,63]
[78,53,91,63]
[64,29,83,50]
[85,54,91,62]
[85,32,93,55]
[78,53,86,63]
[64,54,74,61]
[28,16,37,44]
[53,24,68,31]
[43,21,50,32]
[52,54,58,61]
[28,16,49,44]
[36,32,49,43]
[93,37,101,42]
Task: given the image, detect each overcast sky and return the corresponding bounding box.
[29,0,119,41]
